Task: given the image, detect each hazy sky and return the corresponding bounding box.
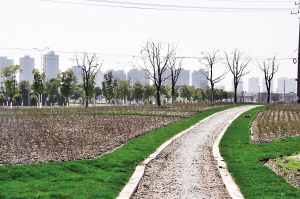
[0,0,299,91]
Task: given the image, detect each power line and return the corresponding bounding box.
[41,0,297,12]
[207,0,294,3]
[0,47,298,62]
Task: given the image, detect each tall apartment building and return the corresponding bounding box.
[95,70,104,87]
[262,78,274,93]
[176,68,190,87]
[248,77,259,95]
[43,51,60,81]
[105,69,126,84]
[19,55,35,84]
[127,68,150,86]
[191,69,208,89]
[278,77,296,93]
[67,66,83,85]
[0,57,14,84]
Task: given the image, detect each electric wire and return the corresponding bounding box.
[41,0,297,12]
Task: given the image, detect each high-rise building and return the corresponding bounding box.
[287,78,297,93]
[248,77,259,95]
[95,70,104,87]
[262,78,274,93]
[191,69,208,89]
[127,68,150,86]
[19,55,35,84]
[67,66,83,85]
[278,77,296,93]
[105,69,126,84]
[43,51,60,81]
[0,57,14,84]
[176,68,190,87]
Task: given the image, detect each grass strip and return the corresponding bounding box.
[220,106,300,199]
[0,104,244,199]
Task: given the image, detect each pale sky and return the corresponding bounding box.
[0,0,299,91]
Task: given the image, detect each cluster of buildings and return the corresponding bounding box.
[0,53,210,89]
[0,51,61,84]
[248,77,297,95]
[1,51,297,98]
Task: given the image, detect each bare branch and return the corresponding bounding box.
[224,49,251,102]
[258,54,279,103]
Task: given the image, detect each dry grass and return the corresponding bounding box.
[0,102,233,166]
[0,114,182,166]
[251,104,300,143]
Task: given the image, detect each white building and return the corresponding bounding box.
[0,57,14,84]
[127,68,150,86]
[191,69,208,89]
[19,55,35,84]
[105,69,126,84]
[278,77,296,93]
[176,68,190,87]
[43,51,60,81]
[95,70,104,87]
[248,77,260,95]
[67,66,83,85]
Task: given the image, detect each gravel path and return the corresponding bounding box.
[132,105,257,199]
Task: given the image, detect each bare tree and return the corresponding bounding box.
[224,49,251,102]
[140,39,176,106]
[201,50,227,102]
[75,52,103,107]
[258,55,279,103]
[168,57,182,103]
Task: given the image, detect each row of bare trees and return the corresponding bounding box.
[75,39,279,107]
[140,40,182,106]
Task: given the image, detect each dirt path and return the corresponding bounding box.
[132,105,258,199]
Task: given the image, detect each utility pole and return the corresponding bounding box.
[292,1,300,104]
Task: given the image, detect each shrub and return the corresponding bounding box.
[13,93,22,106]
[30,94,38,106]
[0,93,7,104]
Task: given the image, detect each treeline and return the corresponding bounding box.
[99,71,233,104]
[0,67,232,106]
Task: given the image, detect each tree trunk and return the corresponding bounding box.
[234,85,237,102]
[156,88,161,107]
[172,85,175,104]
[211,83,214,102]
[267,89,270,103]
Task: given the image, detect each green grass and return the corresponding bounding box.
[0,104,244,199]
[220,105,300,199]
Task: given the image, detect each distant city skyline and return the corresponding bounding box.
[0,0,299,93]
[0,53,298,95]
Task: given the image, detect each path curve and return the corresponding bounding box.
[119,105,258,199]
